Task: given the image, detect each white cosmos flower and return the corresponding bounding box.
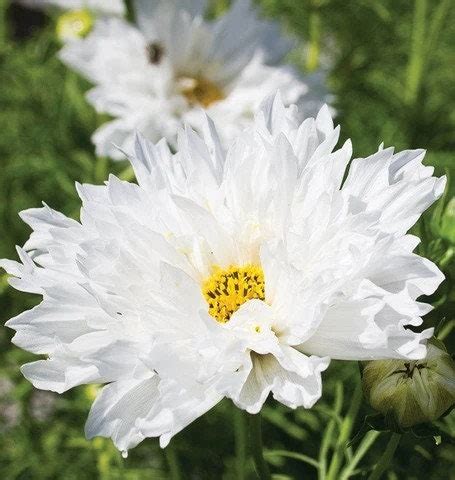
[58,0,324,160]
[16,0,126,16]
[1,94,445,453]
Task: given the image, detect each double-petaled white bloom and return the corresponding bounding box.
[59,0,324,160]
[16,0,125,16]
[1,95,445,453]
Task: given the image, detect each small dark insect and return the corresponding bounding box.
[146,42,164,64]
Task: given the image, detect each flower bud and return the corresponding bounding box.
[56,10,93,42]
[362,338,455,428]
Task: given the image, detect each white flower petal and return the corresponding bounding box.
[139,379,222,448]
[342,148,447,234]
[135,0,207,42]
[300,298,434,361]
[22,359,100,394]
[85,375,159,452]
[232,348,328,413]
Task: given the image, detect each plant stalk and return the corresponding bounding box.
[307,7,321,72]
[326,382,363,480]
[405,0,427,105]
[367,433,401,480]
[319,382,344,480]
[234,407,247,480]
[249,413,272,480]
[339,430,380,480]
[166,445,182,480]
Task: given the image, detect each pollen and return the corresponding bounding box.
[202,265,265,323]
[177,76,225,108]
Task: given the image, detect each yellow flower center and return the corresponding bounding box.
[56,10,93,41]
[202,265,265,323]
[177,76,225,108]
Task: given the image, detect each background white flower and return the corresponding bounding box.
[15,0,126,16]
[1,94,445,454]
[59,0,325,160]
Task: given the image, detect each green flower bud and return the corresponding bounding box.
[56,10,93,42]
[362,338,455,429]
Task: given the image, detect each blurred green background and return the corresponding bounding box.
[0,0,454,478]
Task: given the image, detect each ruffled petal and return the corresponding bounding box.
[86,373,222,453]
[138,378,222,448]
[300,297,433,361]
[85,375,160,453]
[231,348,328,413]
[22,359,100,394]
[342,148,446,234]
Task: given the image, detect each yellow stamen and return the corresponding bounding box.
[202,265,265,323]
[178,76,225,108]
[56,10,93,41]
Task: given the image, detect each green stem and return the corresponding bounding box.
[439,246,454,270]
[319,382,344,480]
[234,408,247,480]
[0,0,7,48]
[249,413,272,480]
[425,0,451,61]
[326,382,363,480]
[165,445,182,480]
[437,319,454,341]
[367,433,401,480]
[339,431,380,480]
[307,7,321,72]
[265,450,319,470]
[405,0,427,105]
[417,217,429,257]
